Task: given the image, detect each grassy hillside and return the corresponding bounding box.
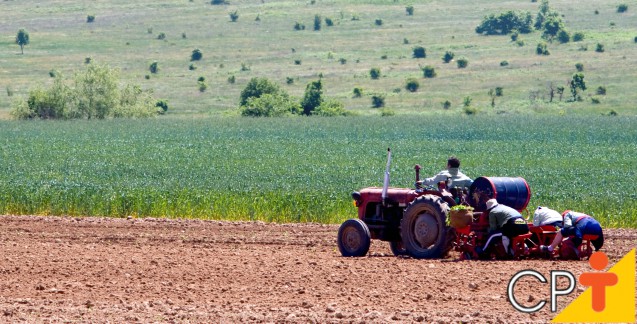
[1,0,636,117]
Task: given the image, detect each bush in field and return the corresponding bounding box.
[456,58,468,68]
[405,78,420,92]
[301,79,323,115]
[375,19,383,26]
[406,5,414,16]
[557,30,570,43]
[229,11,239,22]
[595,43,605,53]
[536,42,550,55]
[371,94,385,108]
[500,60,509,67]
[149,61,159,74]
[370,68,381,79]
[157,32,166,40]
[353,87,363,98]
[87,15,95,23]
[155,99,168,114]
[313,99,350,116]
[294,22,305,30]
[11,64,158,119]
[575,63,584,72]
[596,86,607,95]
[617,4,628,13]
[211,0,228,4]
[239,77,286,106]
[325,18,334,26]
[314,15,321,31]
[412,46,426,58]
[422,65,436,78]
[228,75,236,84]
[475,10,533,35]
[191,49,202,61]
[240,93,299,117]
[572,32,585,42]
[442,51,454,63]
[442,100,451,109]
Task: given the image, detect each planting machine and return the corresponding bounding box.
[337,149,597,260]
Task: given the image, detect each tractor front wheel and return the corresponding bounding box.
[401,195,450,259]
[337,219,371,257]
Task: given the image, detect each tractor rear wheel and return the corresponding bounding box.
[389,240,408,256]
[401,195,450,259]
[337,219,371,257]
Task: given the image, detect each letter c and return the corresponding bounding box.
[508,270,547,313]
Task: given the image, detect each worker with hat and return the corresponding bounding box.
[476,198,530,258]
[541,210,604,254]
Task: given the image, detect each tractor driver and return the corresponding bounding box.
[416,156,473,190]
[477,199,529,258]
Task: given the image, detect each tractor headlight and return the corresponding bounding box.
[351,191,361,207]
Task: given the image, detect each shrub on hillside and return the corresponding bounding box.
[442,51,454,63]
[595,43,605,53]
[557,30,570,43]
[406,5,414,16]
[412,46,426,58]
[11,64,158,119]
[617,4,628,13]
[422,65,436,78]
[149,61,159,74]
[596,86,606,95]
[313,99,350,116]
[191,49,202,61]
[572,32,585,42]
[456,58,468,68]
[371,94,385,108]
[294,22,305,30]
[87,15,95,23]
[405,78,420,92]
[325,18,334,27]
[375,19,383,26]
[475,10,533,35]
[575,63,584,72]
[157,32,166,40]
[314,15,321,31]
[229,11,239,22]
[353,87,363,98]
[369,68,381,79]
[536,42,550,55]
[211,0,228,4]
[240,93,299,117]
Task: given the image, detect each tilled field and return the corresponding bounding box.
[0,215,635,323]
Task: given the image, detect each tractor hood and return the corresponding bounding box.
[357,187,418,206]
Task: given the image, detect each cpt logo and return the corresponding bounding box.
[507,249,635,323]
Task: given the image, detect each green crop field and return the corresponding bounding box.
[1,116,636,227]
[1,0,636,117]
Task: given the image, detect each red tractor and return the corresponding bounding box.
[337,149,598,260]
[337,149,531,259]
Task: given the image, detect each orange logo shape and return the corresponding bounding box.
[578,252,618,312]
[552,248,636,323]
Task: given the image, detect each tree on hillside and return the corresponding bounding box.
[239,77,285,106]
[301,79,323,115]
[475,11,533,35]
[570,73,586,101]
[16,29,30,54]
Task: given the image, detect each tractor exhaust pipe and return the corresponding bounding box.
[381,148,391,206]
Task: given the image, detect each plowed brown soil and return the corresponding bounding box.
[1,215,635,323]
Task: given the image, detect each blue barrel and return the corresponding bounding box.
[469,177,531,212]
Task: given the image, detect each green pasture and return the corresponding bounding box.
[1,115,636,227]
[1,0,636,116]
